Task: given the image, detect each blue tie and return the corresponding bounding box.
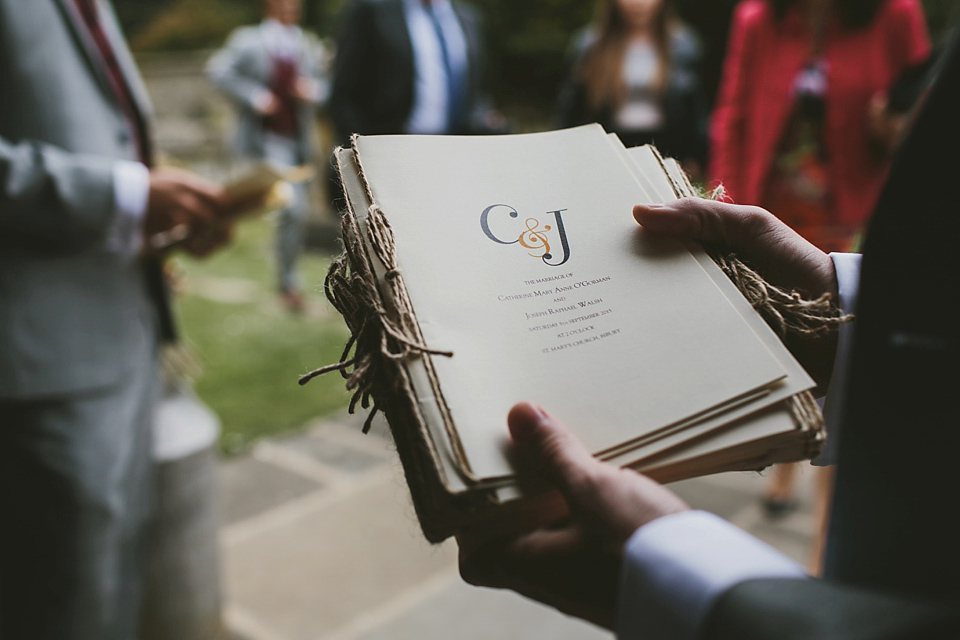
[425,4,465,133]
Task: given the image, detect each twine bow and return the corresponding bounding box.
[299,201,452,434]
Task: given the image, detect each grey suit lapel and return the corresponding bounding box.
[98,0,154,121]
[52,0,153,123]
[53,0,116,101]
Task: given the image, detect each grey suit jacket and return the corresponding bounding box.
[0,0,161,399]
[205,23,325,162]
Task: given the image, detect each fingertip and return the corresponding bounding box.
[632,202,663,223]
[508,402,593,471]
[507,401,549,447]
[633,202,684,234]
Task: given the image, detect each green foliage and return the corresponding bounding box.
[117,0,353,50]
[127,0,257,51]
[112,0,169,37]
[303,0,352,35]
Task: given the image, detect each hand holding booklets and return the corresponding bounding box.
[146,163,313,252]
[308,125,841,542]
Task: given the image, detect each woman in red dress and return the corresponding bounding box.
[710,0,930,252]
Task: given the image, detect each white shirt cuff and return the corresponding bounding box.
[812,252,862,466]
[830,252,861,318]
[617,510,807,640]
[106,160,150,257]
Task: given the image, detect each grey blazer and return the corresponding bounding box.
[205,23,326,162]
[0,0,162,399]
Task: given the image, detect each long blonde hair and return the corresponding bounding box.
[578,0,674,110]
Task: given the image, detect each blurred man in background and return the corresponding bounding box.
[0,0,234,637]
[328,0,505,143]
[207,0,328,312]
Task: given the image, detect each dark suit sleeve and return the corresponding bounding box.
[666,27,708,168]
[702,578,960,640]
[554,30,593,130]
[453,4,497,134]
[555,73,590,130]
[329,0,377,142]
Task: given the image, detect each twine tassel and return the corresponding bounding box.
[299,358,356,386]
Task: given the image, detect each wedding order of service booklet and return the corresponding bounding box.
[309,124,826,542]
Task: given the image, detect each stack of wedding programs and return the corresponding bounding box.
[314,124,826,542]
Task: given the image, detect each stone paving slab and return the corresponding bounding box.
[222,465,458,640]
[218,411,820,640]
[275,430,389,476]
[348,580,610,640]
[219,456,325,526]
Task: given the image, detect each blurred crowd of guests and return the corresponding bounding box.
[205,0,939,321]
[322,0,937,248]
[0,0,946,636]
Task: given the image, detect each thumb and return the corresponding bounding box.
[632,201,697,236]
[507,402,600,502]
[633,197,741,242]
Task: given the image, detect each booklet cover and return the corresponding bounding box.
[313,126,825,541]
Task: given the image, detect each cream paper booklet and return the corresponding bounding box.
[315,124,824,542]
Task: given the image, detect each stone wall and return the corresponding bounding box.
[137,50,233,163]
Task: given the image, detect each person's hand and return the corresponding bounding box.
[634,198,836,298]
[457,402,688,629]
[255,92,281,116]
[181,219,234,258]
[480,109,509,134]
[142,167,230,256]
[220,190,273,221]
[633,197,840,389]
[294,77,319,102]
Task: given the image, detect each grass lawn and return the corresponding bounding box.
[171,213,353,454]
